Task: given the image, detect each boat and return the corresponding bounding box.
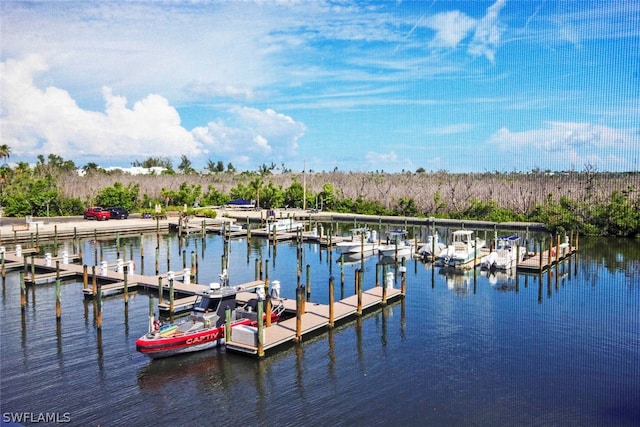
[335,227,378,256]
[136,273,284,359]
[480,235,526,270]
[262,217,304,233]
[417,233,447,261]
[436,230,486,268]
[378,229,414,259]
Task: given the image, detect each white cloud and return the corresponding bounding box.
[489,122,640,171]
[365,150,398,165]
[191,106,306,167]
[0,56,200,162]
[426,11,476,49]
[468,0,507,62]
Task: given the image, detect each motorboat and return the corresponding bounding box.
[136,274,283,359]
[378,229,414,259]
[436,230,486,268]
[335,227,378,256]
[417,233,447,261]
[262,218,304,233]
[480,235,526,270]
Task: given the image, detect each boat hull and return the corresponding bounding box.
[136,326,226,359]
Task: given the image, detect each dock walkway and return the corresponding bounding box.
[226,286,402,355]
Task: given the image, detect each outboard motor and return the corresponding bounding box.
[371,230,378,242]
[270,280,281,299]
[256,286,266,301]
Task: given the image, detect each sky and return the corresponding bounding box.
[1,0,639,173]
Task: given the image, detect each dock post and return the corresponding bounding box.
[225,308,231,343]
[265,293,272,328]
[382,268,387,305]
[166,243,170,272]
[255,258,259,281]
[257,300,264,357]
[157,276,163,303]
[328,276,335,327]
[169,278,175,314]
[401,257,407,296]
[55,278,61,320]
[96,281,103,330]
[354,267,359,294]
[375,262,380,287]
[81,264,88,290]
[190,250,196,278]
[556,234,561,262]
[1,252,5,287]
[295,286,302,342]
[92,265,97,296]
[182,249,186,270]
[30,254,35,283]
[357,268,363,315]
[340,254,345,290]
[20,271,26,311]
[306,264,311,301]
[123,266,129,305]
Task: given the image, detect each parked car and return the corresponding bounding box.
[84,207,110,221]
[107,207,129,219]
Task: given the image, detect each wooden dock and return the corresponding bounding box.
[517,246,577,273]
[226,286,403,356]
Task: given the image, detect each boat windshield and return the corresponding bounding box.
[194,295,220,313]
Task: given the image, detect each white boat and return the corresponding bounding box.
[378,229,414,258]
[335,228,378,256]
[417,233,447,261]
[262,218,304,233]
[436,229,486,268]
[480,235,526,270]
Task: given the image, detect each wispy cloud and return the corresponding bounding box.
[468,0,507,62]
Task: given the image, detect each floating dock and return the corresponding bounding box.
[226,286,402,356]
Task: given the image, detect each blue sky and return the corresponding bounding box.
[1,0,638,173]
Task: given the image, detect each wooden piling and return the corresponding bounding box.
[20,271,26,311]
[83,264,88,291]
[55,278,61,320]
[96,282,103,329]
[328,276,335,327]
[295,286,302,342]
[169,277,175,314]
[225,308,231,342]
[92,265,97,295]
[158,276,163,303]
[306,264,311,300]
[401,257,406,295]
[357,268,363,315]
[123,266,129,305]
[382,269,387,305]
[257,300,264,357]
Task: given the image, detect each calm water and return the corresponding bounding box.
[1,232,638,426]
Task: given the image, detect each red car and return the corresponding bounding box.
[84,207,110,221]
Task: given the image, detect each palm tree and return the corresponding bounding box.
[0,144,11,164]
[178,155,194,174]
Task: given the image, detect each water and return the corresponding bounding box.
[1,233,638,426]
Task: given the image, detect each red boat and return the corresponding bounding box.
[136,280,283,359]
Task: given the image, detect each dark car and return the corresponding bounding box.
[107,207,129,219]
[84,207,110,221]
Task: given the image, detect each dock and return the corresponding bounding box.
[226,285,403,356]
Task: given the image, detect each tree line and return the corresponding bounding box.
[0,149,638,238]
